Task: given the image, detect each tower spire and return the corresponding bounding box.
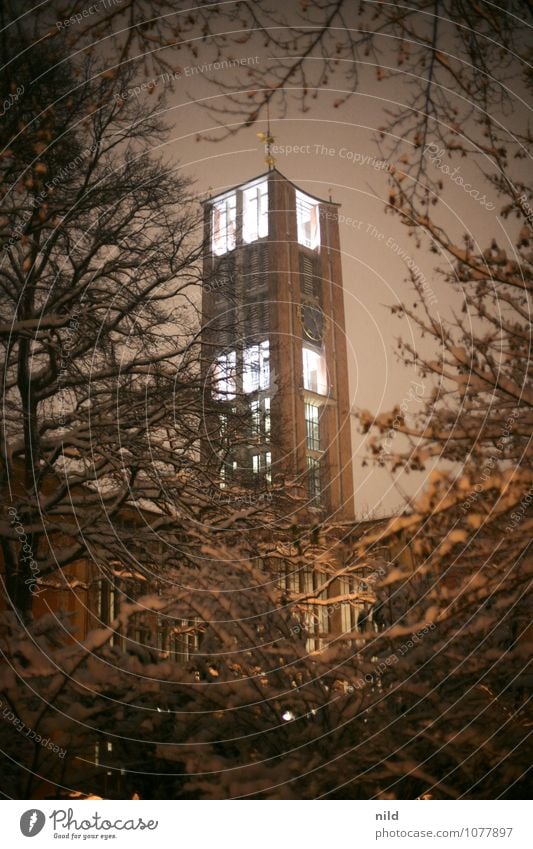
[256,100,276,170]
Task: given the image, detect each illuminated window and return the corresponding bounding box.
[296,190,320,250]
[251,396,271,440]
[307,456,321,506]
[220,459,237,489]
[251,400,260,435]
[243,179,268,243]
[264,396,271,438]
[304,402,321,450]
[265,451,272,483]
[160,618,200,662]
[243,340,270,393]
[282,565,328,650]
[252,451,272,483]
[302,346,327,395]
[212,193,236,255]
[212,350,236,400]
[339,576,361,634]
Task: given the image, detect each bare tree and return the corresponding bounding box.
[0,31,212,617]
[1,514,528,800]
[356,0,532,550]
[0,20,330,622]
[0,546,357,799]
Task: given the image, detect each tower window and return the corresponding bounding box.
[305,402,321,451]
[243,179,268,244]
[307,456,321,506]
[243,340,270,393]
[302,346,328,395]
[264,396,271,438]
[220,459,237,488]
[251,399,260,436]
[265,451,272,484]
[251,396,271,440]
[296,190,320,250]
[212,350,236,400]
[252,451,272,484]
[212,193,236,255]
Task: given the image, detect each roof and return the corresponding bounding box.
[201,168,341,207]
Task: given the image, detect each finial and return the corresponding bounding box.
[328,188,333,202]
[256,100,276,170]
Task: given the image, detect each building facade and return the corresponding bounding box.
[201,168,354,520]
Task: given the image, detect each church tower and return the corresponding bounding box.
[201,168,354,521]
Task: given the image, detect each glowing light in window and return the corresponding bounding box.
[296,190,320,249]
[302,346,327,395]
[252,451,272,483]
[212,350,236,399]
[304,402,321,450]
[243,340,270,393]
[243,179,268,243]
[212,194,236,255]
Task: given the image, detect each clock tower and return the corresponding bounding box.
[202,168,354,521]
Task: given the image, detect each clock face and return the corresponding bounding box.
[300,303,325,342]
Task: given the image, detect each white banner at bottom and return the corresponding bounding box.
[2,799,528,848]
